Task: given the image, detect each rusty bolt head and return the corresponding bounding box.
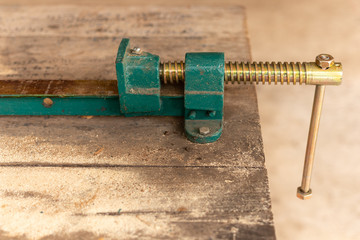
[199,126,210,135]
[315,54,334,69]
[296,187,312,200]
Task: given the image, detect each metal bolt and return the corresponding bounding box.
[42,98,53,108]
[320,55,330,60]
[199,127,210,135]
[131,47,142,55]
[188,111,196,119]
[315,54,334,70]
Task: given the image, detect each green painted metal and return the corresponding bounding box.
[0,96,184,116]
[116,38,161,116]
[0,96,120,116]
[184,52,225,143]
[184,120,223,144]
[0,38,226,143]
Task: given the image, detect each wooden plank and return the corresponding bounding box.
[0,167,273,239]
[0,6,250,81]
[0,80,182,96]
[0,5,276,240]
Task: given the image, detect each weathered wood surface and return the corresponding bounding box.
[0,5,276,240]
[0,6,249,81]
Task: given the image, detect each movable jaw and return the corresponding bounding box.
[184,52,225,143]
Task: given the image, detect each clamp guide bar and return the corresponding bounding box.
[0,79,184,116]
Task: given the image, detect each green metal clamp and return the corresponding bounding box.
[115,39,225,143]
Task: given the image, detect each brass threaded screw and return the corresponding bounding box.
[224,61,306,84]
[160,61,185,84]
[160,57,342,86]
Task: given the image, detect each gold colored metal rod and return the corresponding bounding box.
[297,85,326,200]
[159,61,342,86]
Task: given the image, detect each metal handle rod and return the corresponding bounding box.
[297,85,326,200]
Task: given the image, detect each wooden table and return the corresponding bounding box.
[0,5,276,239]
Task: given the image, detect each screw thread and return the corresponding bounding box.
[159,61,185,84]
[160,61,308,85]
[225,61,307,85]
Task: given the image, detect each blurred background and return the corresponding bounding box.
[244,1,360,239]
[1,0,359,239]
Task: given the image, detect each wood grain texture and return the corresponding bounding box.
[0,5,276,240]
[0,80,118,96]
[0,6,250,81]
